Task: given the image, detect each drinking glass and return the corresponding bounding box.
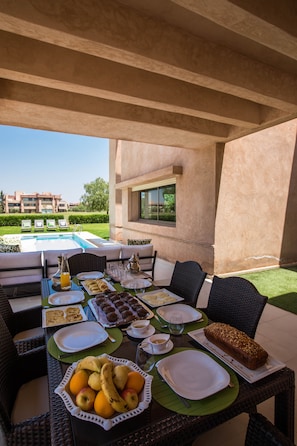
[135,341,155,372]
[168,312,184,336]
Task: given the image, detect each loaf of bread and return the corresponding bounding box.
[204,323,268,370]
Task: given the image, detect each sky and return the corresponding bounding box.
[0,125,109,203]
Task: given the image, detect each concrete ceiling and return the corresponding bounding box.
[0,0,297,149]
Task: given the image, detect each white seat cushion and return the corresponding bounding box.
[11,375,49,424]
[13,327,44,342]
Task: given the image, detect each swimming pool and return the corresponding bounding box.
[19,232,98,252]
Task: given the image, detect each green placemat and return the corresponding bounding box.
[47,327,123,363]
[150,310,208,334]
[151,347,239,416]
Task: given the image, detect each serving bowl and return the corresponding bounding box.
[54,353,153,431]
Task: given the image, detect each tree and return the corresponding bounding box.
[0,191,4,213]
[80,177,109,212]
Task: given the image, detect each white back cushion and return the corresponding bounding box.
[0,252,43,285]
[85,246,122,261]
[121,244,154,270]
[43,248,83,277]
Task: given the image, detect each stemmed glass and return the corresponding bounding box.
[135,341,155,372]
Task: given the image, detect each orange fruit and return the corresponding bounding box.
[94,390,115,418]
[69,369,90,395]
[125,371,145,394]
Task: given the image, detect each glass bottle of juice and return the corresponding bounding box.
[60,255,71,290]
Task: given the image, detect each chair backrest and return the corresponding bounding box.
[245,413,294,446]
[0,314,20,431]
[34,219,44,228]
[46,219,56,228]
[68,253,107,276]
[58,219,69,228]
[0,285,15,336]
[206,276,268,338]
[168,260,207,306]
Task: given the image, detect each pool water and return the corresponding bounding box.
[20,233,97,252]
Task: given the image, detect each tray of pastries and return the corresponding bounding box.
[88,290,154,327]
[42,304,87,328]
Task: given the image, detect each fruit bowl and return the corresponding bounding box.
[54,354,153,431]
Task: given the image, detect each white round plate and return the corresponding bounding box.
[121,278,152,289]
[76,271,104,280]
[126,324,155,339]
[48,290,85,306]
[142,339,174,355]
[157,303,202,324]
[53,321,108,352]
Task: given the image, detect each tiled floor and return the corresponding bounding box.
[10,260,297,445]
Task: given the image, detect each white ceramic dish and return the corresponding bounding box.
[143,339,174,355]
[126,324,155,339]
[121,278,152,290]
[156,350,230,400]
[157,303,202,324]
[53,321,108,352]
[42,304,87,328]
[188,328,286,384]
[55,354,153,431]
[77,271,104,280]
[48,290,85,306]
[82,279,116,295]
[136,288,184,308]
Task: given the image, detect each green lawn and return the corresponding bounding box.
[239,266,297,314]
[0,223,110,239]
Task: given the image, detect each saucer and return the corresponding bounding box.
[142,339,174,355]
[126,324,155,339]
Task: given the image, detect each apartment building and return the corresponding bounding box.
[4,191,68,214]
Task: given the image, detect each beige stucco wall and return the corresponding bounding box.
[109,140,218,273]
[109,119,297,275]
[214,119,297,274]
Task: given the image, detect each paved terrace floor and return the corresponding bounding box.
[10,258,297,445]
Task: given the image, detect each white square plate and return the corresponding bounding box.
[156,303,202,323]
[188,328,286,383]
[42,304,87,328]
[156,350,230,400]
[136,288,184,308]
[82,279,116,295]
[53,321,108,352]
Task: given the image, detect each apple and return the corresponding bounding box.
[120,388,139,410]
[75,386,96,412]
[113,365,130,391]
[88,371,102,391]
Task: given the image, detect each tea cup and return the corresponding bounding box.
[130,319,150,336]
[148,333,170,353]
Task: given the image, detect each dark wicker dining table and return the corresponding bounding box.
[41,278,295,446]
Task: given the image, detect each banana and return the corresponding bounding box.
[75,356,102,373]
[101,362,129,413]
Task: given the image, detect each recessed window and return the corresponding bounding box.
[140,184,176,222]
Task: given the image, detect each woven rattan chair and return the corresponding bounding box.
[205,276,268,338]
[0,314,50,445]
[245,413,295,446]
[0,285,44,354]
[68,253,107,276]
[165,261,207,306]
